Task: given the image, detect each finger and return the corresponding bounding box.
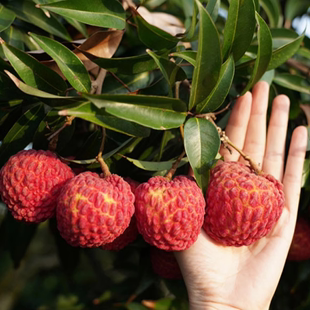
[272,126,307,239]
[220,92,252,161]
[240,81,269,167]
[262,95,290,180]
[283,126,308,218]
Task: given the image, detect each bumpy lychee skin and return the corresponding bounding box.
[0,149,74,223]
[288,218,310,261]
[102,217,138,251]
[204,162,285,246]
[135,175,205,251]
[150,247,182,279]
[102,178,139,251]
[57,172,135,248]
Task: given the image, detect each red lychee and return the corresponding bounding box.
[150,247,182,279]
[135,175,205,251]
[204,162,285,246]
[288,218,310,261]
[102,178,139,251]
[0,149,74,223]
[56,172,135,248]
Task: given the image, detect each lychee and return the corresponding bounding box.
[102,178,139,251]
[135,175,205,251]
[204,161,285,246]
[56,172,135,248]
[0,149,74,223]
[150,247,182,279]
[288,218,310,261]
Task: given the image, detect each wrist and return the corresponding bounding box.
[189,301,241,310]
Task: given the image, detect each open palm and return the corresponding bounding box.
[175,82,308,310]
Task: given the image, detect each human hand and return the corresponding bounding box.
[175,81,308,310]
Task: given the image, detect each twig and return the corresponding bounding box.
[180,125,184,141]
[195,98,235,118]
[91,68,107,94]
[96,127,111,177]
[109,72,132,92]
[165,150,186,180]
[175,81,181,99]
[47,116,75,151]
[126,20,138,28]
[284,19,291,29]
[286,58,310,78]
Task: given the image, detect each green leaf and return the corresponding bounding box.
[260,69,275,85]
[285,0,309,21]
[302,159,310,188]
[58,102,150,137]
[6,0,71,41]
[4,71,82,107]
[241,12,272,94]
[270,28,299,49]
[1,26,24,51]
[222,0,256,61]
[235,30,304,73]
[123,156,188,171]
[170,51,197,66]
[147,50,187,90]
[1,41,67,95]
[184,118,220,192]
[253,0,259,11]
[133,10,179,50]
[154,298,174,310]
[75,51,166,75]
[0,104,45,167]
[183,1,197,41]
[189,0,221,110]
[41,0,125,30]
[29,33,91,93]
[297,47,310,59]
[82,94,187,130]
[273,73,310,94]
[101,72,154,94]
[0,5,15,32]
[267,32,304,70]
[260,0,282,28]
[196,56,234,113]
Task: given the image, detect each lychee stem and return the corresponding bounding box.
[96,127,111,177]
[203,115,262,175]
[165,150,186,180]
[221,132,262,175]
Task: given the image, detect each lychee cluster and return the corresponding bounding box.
[0,149,288,279]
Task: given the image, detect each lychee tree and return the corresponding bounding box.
[0,0,309,309]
